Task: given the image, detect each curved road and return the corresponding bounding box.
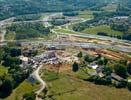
[0,13,131,45]
[32,64,46,95]
[0,30,6,42]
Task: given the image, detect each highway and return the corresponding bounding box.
[21,41,131,53]
[0,13,131,53]
[0,13,130,45]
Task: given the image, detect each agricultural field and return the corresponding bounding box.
[82,25,123,36]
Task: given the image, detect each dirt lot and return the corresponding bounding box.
[83,48,131,61]
[43,63,72,72]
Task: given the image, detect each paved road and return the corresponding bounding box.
[20,41,131,53]
[1,39,131,52]
[0,30,6,42]
[0,13,131,52]
[0,13,131,45]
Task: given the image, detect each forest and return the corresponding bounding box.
[0,0,111,20]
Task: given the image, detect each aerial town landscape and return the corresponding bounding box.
[0,0,131,100]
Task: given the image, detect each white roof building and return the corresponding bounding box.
[89,64,98,69]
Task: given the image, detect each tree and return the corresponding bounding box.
[97,57,108,65]
[72,62,79,72]
[63,12,78,16]
[84,55,93,63]
[2,55,22,67]
[0,48,4,63]
[127,82,131,91]
[97,59,104,65]
[10,48,21,57]
[97,32,108,36]
[114,64,127,78]
[0,79,13,98]
[84,55,89,62]
[103,58,108,65]
[115,80,127,88]
[23,92,35,100]
[111,23,129,32]
[119,60,127,66]
[77,51,83,58]
[103,67,112,75]
[127,62,131,75]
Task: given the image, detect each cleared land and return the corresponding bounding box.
[82,25,123,36]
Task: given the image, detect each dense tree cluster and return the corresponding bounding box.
[114,63,127,78]
[87,75,112,85]
[111,24,129,32]
[51,19,69,26]
[23,92,35,100]
[72,62,79,72]
[63,12,78,16]
[0,46,30,98]
[6,23,50,39]
[14,14,41,21]
[0,0,108,20]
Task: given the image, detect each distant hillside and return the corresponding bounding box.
[0,0,130,20]
[0,0,108,20]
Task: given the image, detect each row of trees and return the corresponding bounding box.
[111,23,129,32]
[51,19,69,26]
[63,12,78,16]
[14,14,41,21]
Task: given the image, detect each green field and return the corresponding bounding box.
[101,4,118,12]
[82,25,123,36]
[0,66,8,77]
[42,70,59,81]
[5,68,131,100]
[54,28,77,34]
[6,80,39,100]
[77,10,94,19]
[43,70,131,100]
[5,32,15,40]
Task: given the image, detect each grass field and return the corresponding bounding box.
[42,70,59,81]
[101,4,117,12]
[77,10,94,19]
[5,32,15,40]
[42,69,131,100]
[5,80,39,100]
[5,67,131,100]
[0,65,8,77]
[82,25,123,36]
[54,28,77,34]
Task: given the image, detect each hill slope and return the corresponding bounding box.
[0,0,108,20]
